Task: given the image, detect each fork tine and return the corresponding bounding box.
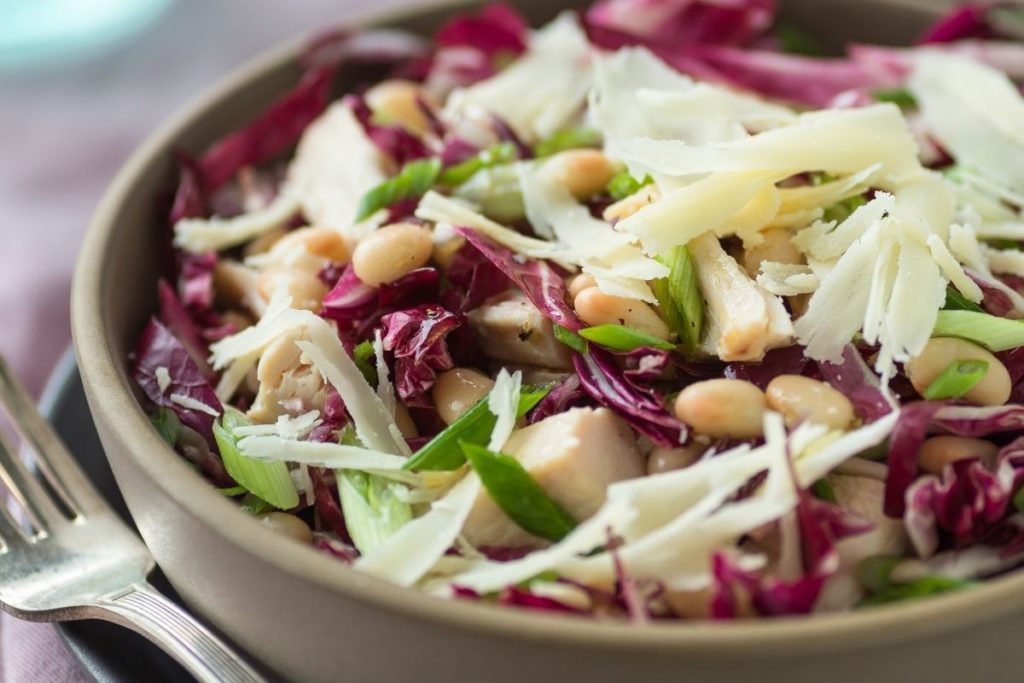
[0,429,65,533]
[0,500,29,552]
[0,358,101,517]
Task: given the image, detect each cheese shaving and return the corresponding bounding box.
[154,366,171,394]
[169,394,220,417]
[173,189,301,255]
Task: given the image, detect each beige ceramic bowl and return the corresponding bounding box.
[72,1,1024,681]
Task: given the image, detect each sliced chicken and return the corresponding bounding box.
[247,329,327,424]
[462,407,645,548]
[467,291,573,370]
[815,474,907,611]
[689,232,793,361]
[287,103,388,237]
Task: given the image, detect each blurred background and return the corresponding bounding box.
[0,0,427,398]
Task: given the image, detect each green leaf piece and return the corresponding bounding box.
[533,127,601,158]
[553,324,589,354]
[654,245,703,352]
[461,442,577,542]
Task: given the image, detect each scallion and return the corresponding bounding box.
[213,408,299,510]
[654,245,703,353]
[553,324,588,354]
[337,469,413,554]
[774,23,824,55]
[355,157,441,222]
[606,171,652,201]
[932,310,1024,352]
[460,442,577,542]
[403,385,552,472]
[578,324,675,352]
[438,142,517,187]
[811,478,837,504]
[923,359,990,400]
[943,286,984,313]
[533,127,601,158]
[858,576,973,607]
[352,340,378,386]
[873,88,917,109]
[150,407,182,447]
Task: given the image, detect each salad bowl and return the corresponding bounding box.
[72,0,1024,681]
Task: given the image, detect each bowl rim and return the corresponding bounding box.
[71,0,1024,657]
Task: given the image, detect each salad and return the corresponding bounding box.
[134,0,1024,620]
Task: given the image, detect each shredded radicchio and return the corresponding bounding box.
[817,345,895,423]
[133,318,223,443]
[381,304,462,402]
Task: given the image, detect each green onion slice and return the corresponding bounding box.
[438,142,517,187]
[403,385,552,472]
[943,287,984,313]
[932,310,1024,352]
[553,324,589,354]
[533,127,601,158]
[606,171,653,201]
[213,408,299,510]
[922,359,989,400]
[654,244,703,353]
[355,158,441,222]
[461,442,577,542]
[578,324,674,352]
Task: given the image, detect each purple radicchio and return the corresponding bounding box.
[724,344,812,390]
[157,279,215,381]
[919,3,999,43]
[133,318,223,444]
[344,94,431,166]
[905,437,1024,558]
[381,304,462,402]
[528,374,588,424]
[932,404,1024,437]
[441,240,512,313]
[883,401,946,518]
[322,265,442,343]
[585,0,775,48]
[436,3,528,57]
[452,228,580,331]
[817,344,896,423]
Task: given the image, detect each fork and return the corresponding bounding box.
[0,358,265,683]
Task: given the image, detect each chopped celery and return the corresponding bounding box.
[355,158,441,221]
[403,385,552,472]
[932,310,1024,352]
[553,324,589,354]
[579,324,675,352]
[337,469,413,554]
[213,408,299,510]
[461,442,576,541]
[654,245,703,353]
[923,360,989,400]
[533,127,601,158]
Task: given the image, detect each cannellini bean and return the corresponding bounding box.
[547,149,616,200]
[364,79,437,136]
[351,222,433,286]
[674,379,766,439]
[433,368,495,425]
[257,332,304,389]
[257,267,328,312]
[646,444,705,475]
[257,512,313,544]
[765,374,854,430]
[602,184,661,223]
[741,228,802,278]
[243,226,287,257]
[573,287,671,341]
[918,436,999,475]
[906,337,1011,406]
[270,227,349,264]
[567,273,597,299]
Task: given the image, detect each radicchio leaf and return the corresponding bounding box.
[436,3,528,57]
[321,265,379,323]
[904,437,1024,557]
[574,348,684,447]
[345,94,431,166]
[497,586,585,615]
[453,228,580,330]
[381,304,461,401]
[818,344,895,422]
[169,152,207,224]
[442,241,511,313]
[884,401,946,517]
[919,3,996,43]
[622,347,673,383]
[932,404,1024,437]
[177,251,217,312]
[586,0,775,48]
[310,467,351,542]
[724,345,811,389]
[157,280,215,380]
[133,318,223,443]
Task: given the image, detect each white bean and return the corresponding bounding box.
[573,287,671,341]
[765,374,854,430]
[351,222,433,286]
[918,436,999,475]
[433,368,495,425]
[646,444,705,475]
[742,228,802,278]
[547,149,616,200]
[673,379,766,439]
[257,512,313,544]
[906,337,1011,406]
[365,79,437,136]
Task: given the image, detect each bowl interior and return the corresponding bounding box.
[74,0,1024,661]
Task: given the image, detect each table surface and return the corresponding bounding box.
[0,1,425,679]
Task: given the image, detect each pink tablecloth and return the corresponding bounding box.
[0,0,421,678]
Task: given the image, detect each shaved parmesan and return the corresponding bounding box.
[154,366,171,394]
[170,394,220,417]
[232,410,322,440]
[910,53,1024,191]
[173,189,300,254]
[444,13,593,142]
[756,263,819,296]
[237,436,411,474]
[446,412,897,593]
[487,368,522,451]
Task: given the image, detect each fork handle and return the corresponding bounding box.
[92,581,265,683]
